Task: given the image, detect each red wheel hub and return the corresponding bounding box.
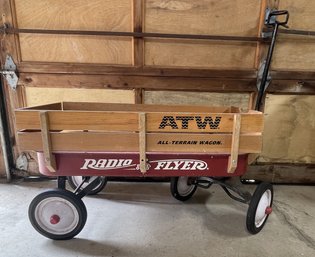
[50,214,60,225]
[265,206,272,215]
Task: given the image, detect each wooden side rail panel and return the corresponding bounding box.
[15,111,263,133]
[17,102,236,113]
[17,132,262,154]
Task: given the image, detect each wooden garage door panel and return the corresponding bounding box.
[15,0,132,31]
[279,0,315,30]
[25,87,135,107]
[258,95,315,164]
[145,0,262,36]
[272,39,315,71]
[145,39,256,69]
[19,34,132,64]
[144,91,250,111]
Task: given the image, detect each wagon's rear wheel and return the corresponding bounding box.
[29,189,87,240]
[170,177,197,201]
[67,176,107,195]
[246,182,273,234]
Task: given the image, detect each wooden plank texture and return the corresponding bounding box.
[61,102,233,113]
[15,0,132,31]
[18,73,257,92]
[145,91,251,110]
[278,0,314,31]
[39,112,56,172]
[145,39,257,69]
[145,0,261,36]
[19,34,133,64]
[144,0,261,68]
[17,132,262,154]
[15,0,133,64]
[139,112,147,173]
[258,95,315,164]
[272,38,315,71]
[227,114,241,173]
[15,110,263,133]
[24,88,135,107]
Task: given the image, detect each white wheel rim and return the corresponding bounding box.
[177,177,195,196]
[255,189,272,228]
[34,197,79,235]
[72,176,101,191]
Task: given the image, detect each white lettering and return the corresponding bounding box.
[172,161,183,170]
[95,159,107,168]
[181,161,192,170]
[155,161,166,170]
[80,159,97,169]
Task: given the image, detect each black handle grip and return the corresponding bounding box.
[268,10,289,26]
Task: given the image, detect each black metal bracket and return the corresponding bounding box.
[57,176,67,190]
[255,9,289,111]
[76,177,102,199]
[193,177,252,204]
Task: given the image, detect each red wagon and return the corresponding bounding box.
[15,102,273,239]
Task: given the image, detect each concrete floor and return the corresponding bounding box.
[0,179,314,257]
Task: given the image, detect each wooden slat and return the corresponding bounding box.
[17,132,262,154]
[272,39,315,71]
[18,73,257,93]
[227,114,241,173]
[144,91,251,110]
[145,39,257,69]
[278,0,314,31]
[15,0,132,31]
[39,112,56,172]
[134,89,144,104]
[15,111,263,133]
[145,0,261,36]
[139,113,146,174]
[19,34,133,64]
[15,0,133,64]
[133,0,144,66]
[18,63,258,78]
[61,102,232,113]
[24,88,135,107]
[146,113,263,133]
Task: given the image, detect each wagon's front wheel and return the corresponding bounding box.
[170,177,197,201]
[67,176,107,195]
[28,189,87,240]
[246,182,273,234]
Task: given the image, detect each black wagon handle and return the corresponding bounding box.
[267,10,289,27]
[255,10,289,111]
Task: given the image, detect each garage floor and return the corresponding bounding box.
[0,179,314,257]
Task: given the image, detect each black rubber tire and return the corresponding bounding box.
[67,176,107,195]
[29,189,87,240]
[170,177,197,201]
[246,182,273,234]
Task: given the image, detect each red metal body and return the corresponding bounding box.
[38,152,248,177]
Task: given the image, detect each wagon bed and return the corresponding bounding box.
[15,102,263,177]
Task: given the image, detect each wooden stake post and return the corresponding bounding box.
[139,112,147,174]
[227,114,241,173]
[39,111,56,173]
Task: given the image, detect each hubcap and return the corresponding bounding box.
[50,214,60,225]
[177,177,195,196]
[34,197,79,235]
[255,189,272,228]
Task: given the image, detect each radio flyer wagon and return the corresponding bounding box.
[14,10,289,240]
[16,102,271,239]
